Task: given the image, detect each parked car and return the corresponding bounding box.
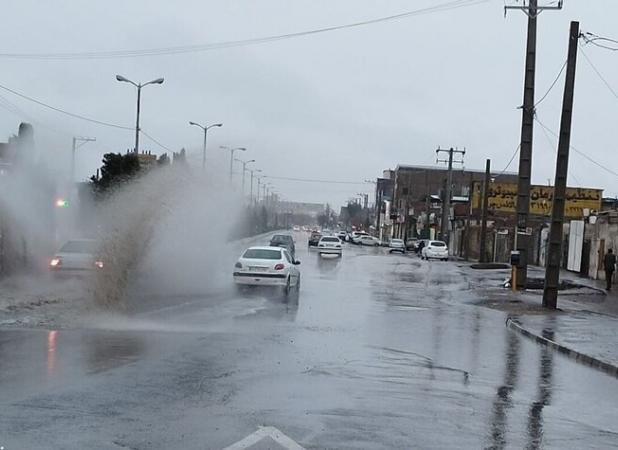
[233,246,301,295]
[358,235,380,246]
[351,231,369,244]
[337,231,347,241]
[49,239,103,276]
[421,240,449,260]
[317,236,343,256]
[308,231,322,247]
[270,234,295,259]
[292,226,300,232]
[389,238,406,254]
[405,238,418,251]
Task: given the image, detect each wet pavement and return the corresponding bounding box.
[1,234,618,449]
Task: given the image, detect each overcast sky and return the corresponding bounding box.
[0,0,617,208]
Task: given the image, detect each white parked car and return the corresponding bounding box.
[351,231,369,244]
[358,235,380,246]
[233,246,301,295]
[421,240,449,261]
[317,236,343,256]
[389,238,406,254]
[49,239,103,276]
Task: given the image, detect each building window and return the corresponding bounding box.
[402,187,409,195]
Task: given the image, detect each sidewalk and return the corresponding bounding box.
[465,262,618,378]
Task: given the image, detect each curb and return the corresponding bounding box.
[506,317,618,379]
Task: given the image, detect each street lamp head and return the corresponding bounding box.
[152,77,165,85]
[237,147,247,151]
[248,159,256,163]
[116,75,129,82]
[214,123,223,128]
[189,121,199,126]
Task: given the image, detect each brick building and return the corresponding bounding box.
[390,164,518,241]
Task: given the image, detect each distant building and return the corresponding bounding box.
[275,201,325,217]
[390,164,518,240]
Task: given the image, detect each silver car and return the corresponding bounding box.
[49,239,103,276]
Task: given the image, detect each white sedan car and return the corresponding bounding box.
[359,235,380,246]
[317,236,343,256]
[233,246,301,295]
[49,239,103,276]
[421,240,449,261]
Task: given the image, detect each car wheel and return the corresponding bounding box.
[283,278,291,297]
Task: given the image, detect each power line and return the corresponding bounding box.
[0,0,490,60]
[535,116,618,179]
[535,114,582,185]
[535,59,567,107]
[0,82,133,130]
[580,32,618,52]
[494,144,520,179]
[263,175,369,185]
[578,44,618,101]
[140,129,174,153]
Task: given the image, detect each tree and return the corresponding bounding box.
[90,152,140,195]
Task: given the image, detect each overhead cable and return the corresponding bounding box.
[0,0,490,60]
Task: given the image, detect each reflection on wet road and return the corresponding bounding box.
[1,234,617,449]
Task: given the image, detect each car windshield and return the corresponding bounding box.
[321,237,339,242]
[431,241,446,247]
[242,248,282,260]
[271,235,292,243]
[59,240,97,254]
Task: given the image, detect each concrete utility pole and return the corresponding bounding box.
[71,136,95,182]
[250,169,261,204]
[506,0,563,288]
[543,21,579,309]
[436,147,465,242]
[480,159,491,263]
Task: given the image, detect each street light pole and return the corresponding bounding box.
[189,122,223,170]
[250,169,262,204]
[116,75,164,154]
[235,158,255,195]
[220,146,246,181]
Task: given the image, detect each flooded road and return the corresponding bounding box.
[1,234,617,449]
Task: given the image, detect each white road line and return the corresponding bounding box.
[222,426,306,450]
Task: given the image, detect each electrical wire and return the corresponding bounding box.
[580,32,618,52]
[534,116,618,179]
[262,175,369,185]
[0,82,133,130]
[0,0,490,60]
[578,44,618,101]
[140,129,174,153]
[535,114,582,185]
[494,144,520,179]
[535,59,567,107]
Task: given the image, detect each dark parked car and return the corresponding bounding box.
[308,231,322,247]
[269,234,295,259]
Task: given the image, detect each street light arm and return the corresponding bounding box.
[116,74,138,87]
[207,123,223,130]
[143,77,165,87]
[189,121,206,130]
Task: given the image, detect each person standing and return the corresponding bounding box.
[604,249,616,291]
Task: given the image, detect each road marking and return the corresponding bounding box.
[222,426,305,450]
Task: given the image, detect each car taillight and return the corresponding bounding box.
[235,262,242,269]
[95,261,104,269]
[274,263,285,270]
[50,258,61,267]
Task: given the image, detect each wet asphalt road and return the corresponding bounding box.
[1,234,618,449]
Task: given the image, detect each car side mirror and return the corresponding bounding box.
[294,260,301,265]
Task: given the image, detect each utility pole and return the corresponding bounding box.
[543,21,579,309]
[480,159,491,263]
[506,0,563,288]
[436,147,465,242]
[71,136,96,182]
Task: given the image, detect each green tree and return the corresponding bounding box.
[90,152,140,195]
